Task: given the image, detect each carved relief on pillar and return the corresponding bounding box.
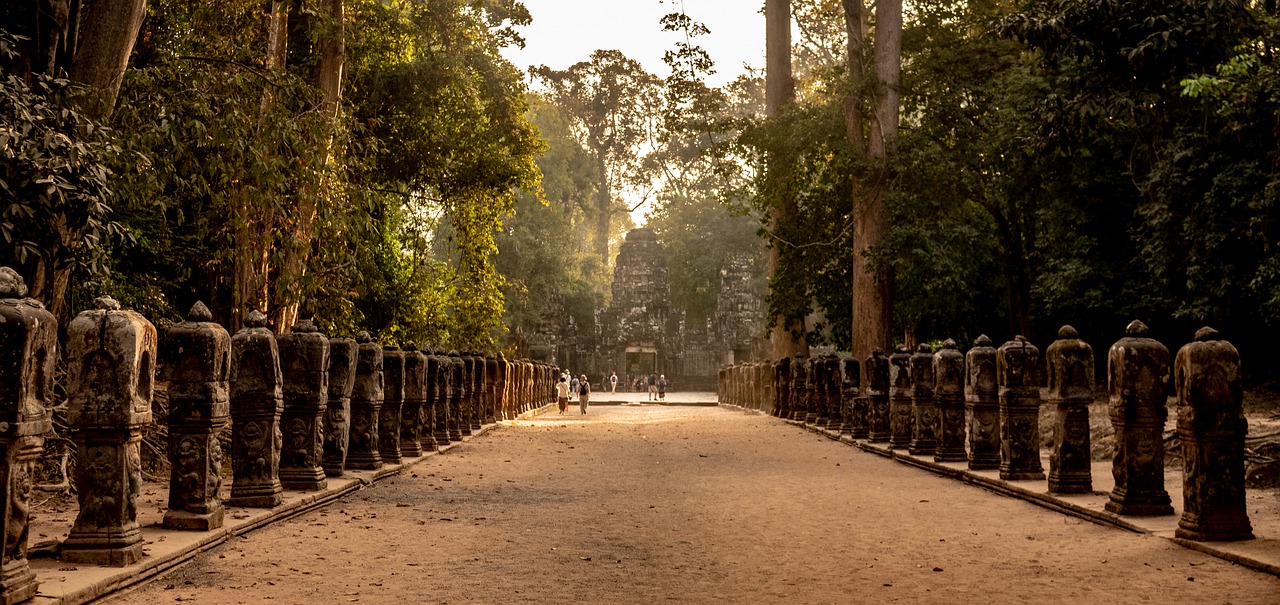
[908,344,938,457]
[400,344,427,458]
[997,336,1044,481]
[1046,326,1094,494]
[379,347,405,465]
[322,337,357,477]
[277,320,329,491]
[932,340,967,462]
[773,358,792,419]
[964,336,1000,470]
[1105,321,1172,516]
[346,332,384,470]
[864,349,891,442]
[227,310,285,508]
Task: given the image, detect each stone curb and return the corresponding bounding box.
[32,402,558,605]
[720,404,1280,578]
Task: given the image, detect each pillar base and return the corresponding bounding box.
[61,527,144,567]
[1048,477,1093,494]
[1105,497,1173,517]
[1000,469,1045,481]
[162,507,225,531]
[280,468,328,492]
[934,449,967,463]
[0,559,37,605]
[1175,525,1254,542]
[227,481,284,508]
[968,458,1000,471]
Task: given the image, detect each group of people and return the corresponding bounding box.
[557,371,591,415]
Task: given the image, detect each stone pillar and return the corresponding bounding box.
[1174,327,1253,542]
[933,340,967,462]
[277,319,329,491]
[419,347,440,453]
[497,353,510,421]
[379,347,405,466]
[431,348,451,446]
[888,346,913,449]
[1046,326,1094,494]
[467,352,483,430]
[346,332,384,470]
[400,344,426,458]
[998,336,1044,481]
[484,355,499,424]
[964,335,1000,470]
[808,358,824,425]
[865,349,891,442]
[0,268,54,601]
[774,358,792,418]
[448,352,465,441]
[64,296,155,565]
[162,302,229,531]
[226,310,285,507]
[825,357,843,431]
[1105,321,1173,516]
[790,354,808,422]
[322,337,357,477]
[843,358,865,437]
[908,344,938,456]
[763,362,775,414]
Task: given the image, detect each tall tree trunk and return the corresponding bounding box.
[67,0,146,120]
[849,0,901,364]
[596,155,612,268]
[765,0,807,360]
[274,0,346,332]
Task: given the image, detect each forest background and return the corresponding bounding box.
[3,0,1280,383]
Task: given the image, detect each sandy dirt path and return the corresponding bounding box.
[103,405,1279,604]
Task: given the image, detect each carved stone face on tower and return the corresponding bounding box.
[65,296,158,429]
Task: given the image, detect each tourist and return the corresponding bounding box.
[610,371,618,394]
[555,376,570,414]
[658,374,668,401]
[647,372,657,401]
[570,373,580,402]
[578,375,591,414]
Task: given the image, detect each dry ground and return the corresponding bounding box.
[102,405,1279,604]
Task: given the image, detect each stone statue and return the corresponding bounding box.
[378,346,405,465]
[864,349,891,442]
[933,340,967,462]
[997,336,1044,481]
[1105,320,1172,516]
[346,332,384,470]
[1046,326,1093,494]
[964,335,1000,470]
[322,336,357,476]
[277,319,329,491]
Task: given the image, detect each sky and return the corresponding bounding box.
[500,0,766,87]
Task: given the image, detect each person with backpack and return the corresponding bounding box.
[609,372,618,394]
[578,375,591,414]
[647,373,657,401]
[657,375,668,401]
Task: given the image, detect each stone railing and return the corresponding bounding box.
[716,321,1254,544]
[0,268,559,603]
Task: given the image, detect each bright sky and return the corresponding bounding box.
[501,0,766,87]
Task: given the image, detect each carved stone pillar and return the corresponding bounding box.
[1046,326,1094,494]
[162,302,229,531]
[277,320,329,491]
[824,357,842,431]
[998,336,1045,481]
[379,347,405,466]
[964,336,1000,470]
[400,344,426,458]
[1174,327,1253,542]
[346,332,384,470]
[485,355,499,424]
[933,340,967,462]
[419,348,440,453]
[843,358,866,438]
[226,310,284,508]
[888,347,913,449]
[1105,321,1172,516]
[865,349,891,442]
[774,358,792,419]
[64,296,156,565]
[431,348,452,446]
[498,354,510,420]
[465,352,482,430]
[322,337,356,477]
[448,352,465,441]
[790,355,808,422]
[908,344,938,456]
[0,268,54,601]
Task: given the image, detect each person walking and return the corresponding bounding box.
[555,376,570,414]
[657,374,668,401]
[647,373,657,401]
[570,374,581,402]
[609,372,618,394]
[578,375,591,414]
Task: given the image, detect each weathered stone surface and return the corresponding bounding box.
[1174,327,1253,542]
[379,347,405,465]
[346,332,384,470]
[161,301,230,531]
[497,354,510,420]
[277,319,329,491]
[464,352,482,431]
[964,335,1000,470]
[400,344,426,458]
[322,337,356,477]
[64,296,156,565]
[824,357,842,431]
[998,336,1045,481]
[908,344,938,456]
[774,357,792,419]
[790,354,809,422]
[484,355,499,424]
[933,340,966,462]
[447,352,464,441]
[1105,321,1172,516]
[865,349,891,442]
[1046,326,1093,494]
[430,348,451,446]
[0,268,54,601]
[888,346,913,449]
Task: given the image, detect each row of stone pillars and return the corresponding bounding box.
[0,269,559,604]
[717,321,1253,544]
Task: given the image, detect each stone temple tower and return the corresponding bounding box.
[598,228,675,378]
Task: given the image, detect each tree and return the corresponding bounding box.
[532,50,662,269]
